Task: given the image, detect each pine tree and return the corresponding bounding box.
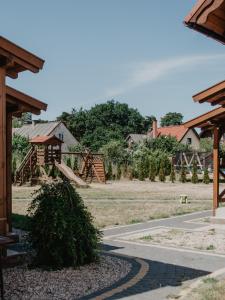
[73,157,78,172]
[66,156,72,169]
[203,168,210,184]
[158,160,166,182]
[107,162,113,180]
[170,161,176,183]
[138,160,145,181]
[12,157,17,182]
[149,160,156,182]
[191,159,199,184]
[179,161,187,183]
[116,164,122,180]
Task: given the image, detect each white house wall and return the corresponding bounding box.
[52,123,79,152]
[181,130,200,150]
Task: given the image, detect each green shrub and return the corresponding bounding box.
[170,161,176,183]
[203,168,210,184]
[179,161,187,183]
[28,181,101,269]
[191,159,199,184]
[73,157,79,172]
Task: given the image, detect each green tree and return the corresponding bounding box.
[58,100,150,151]
[170,161,176,183]
[179,161,187,183]
[158,159,166,182]
[28,181,101,269]
[73,157,78,172]
[160,112,183,127]
[12,134,31,161]
[191,159,199,184]
[203,168,210,184]
[200,138,213,152]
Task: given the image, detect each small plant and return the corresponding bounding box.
[158,160,166,182]
[28,181,102,269]
[203,168,210,184]
[179,161,187,183]
[206,244,215,251]
[191,159,199,184]
[170,161,176,183]
[12,157,17,182]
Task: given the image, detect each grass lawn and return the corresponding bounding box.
[12,180,213,229]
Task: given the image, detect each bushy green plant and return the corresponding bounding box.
[179,161,187,183]
[170,161,176,183]
[191,159,199,184]
[158,160,166,182]
[203,168,210,184]
[12,157,17,182]
[28,181,101,269]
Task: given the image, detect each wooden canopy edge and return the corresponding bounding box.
[30,135,63,144]
[193,80,225,102]
[184,0,225,44]
[6,86,47,113]
[184,107,225,128]
[0,36,44,70]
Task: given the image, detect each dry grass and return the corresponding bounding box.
[184,278,225,300]
[12,180,213,229]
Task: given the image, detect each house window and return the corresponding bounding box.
[59,133,64,141]
[187,138,192,145]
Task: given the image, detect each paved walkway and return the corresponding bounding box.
[93,211,225,300]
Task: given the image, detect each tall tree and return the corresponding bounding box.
[160,112,183,127]
[58,100,150,151]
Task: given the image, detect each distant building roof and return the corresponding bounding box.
[13,121,60,139]
[126,134,150,144]
[156,125,189,142]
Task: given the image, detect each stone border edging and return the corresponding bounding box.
[80,252,149,300]
[176,267,225,299]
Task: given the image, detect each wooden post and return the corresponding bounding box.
[0,67,7,234]
[6,111,12,232]
[213,126,220,216]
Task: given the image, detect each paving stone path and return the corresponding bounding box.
[87,211,225,300]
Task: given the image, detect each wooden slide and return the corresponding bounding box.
[55,161,88,188]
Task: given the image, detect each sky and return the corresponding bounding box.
[1,0,225,122]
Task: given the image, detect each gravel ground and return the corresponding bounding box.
[4,254,131,300]
[139,226,225,254]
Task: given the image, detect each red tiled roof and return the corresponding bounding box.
[30,135,63,144]
[156,125,189,142]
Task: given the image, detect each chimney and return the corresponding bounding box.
[152,119,158,138]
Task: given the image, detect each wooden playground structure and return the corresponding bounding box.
[15,136,106,187]
[173,151,213,175]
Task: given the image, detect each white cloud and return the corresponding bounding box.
[105,54,225,97]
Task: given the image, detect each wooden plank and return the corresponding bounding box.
[0,68,7,234]
[213,127,220,216]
